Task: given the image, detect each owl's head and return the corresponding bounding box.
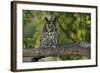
[45,16,57,32]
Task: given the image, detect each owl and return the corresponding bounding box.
[40,17,58,49]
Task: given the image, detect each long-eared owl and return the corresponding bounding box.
[40,17,58,49]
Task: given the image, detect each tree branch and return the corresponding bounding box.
[23,43,90,58]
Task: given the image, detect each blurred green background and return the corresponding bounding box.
[23,10,91,49]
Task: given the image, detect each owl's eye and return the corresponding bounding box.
[47,21,50,24]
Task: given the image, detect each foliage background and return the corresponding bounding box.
[23,10,91,49]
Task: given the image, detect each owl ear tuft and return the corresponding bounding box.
[53,17,56,22]
[45,17,49,22]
